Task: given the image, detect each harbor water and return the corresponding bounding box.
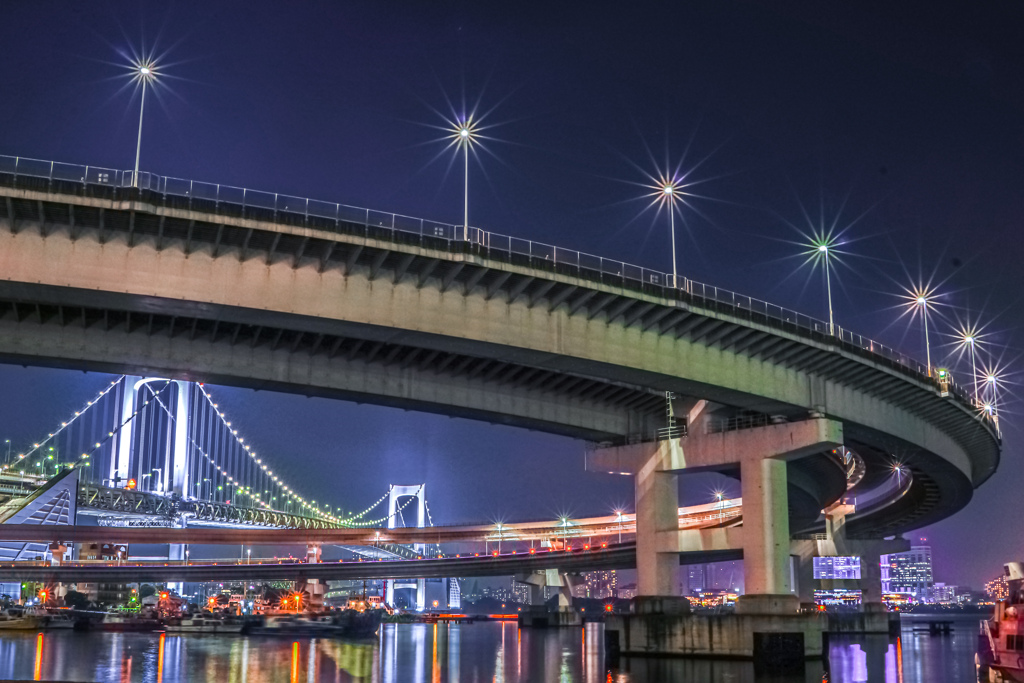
[0,616,985,682]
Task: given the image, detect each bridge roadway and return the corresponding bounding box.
[0,543,743,583]
[0,156,1001,539]
[0,500,740,545]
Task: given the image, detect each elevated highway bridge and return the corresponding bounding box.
[0,543,744,584]
[0,155,1001,602]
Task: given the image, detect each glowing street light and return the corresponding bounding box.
[452,119,478,241]
[954,325,982,402]
[714,490,725,522]
[660,180,680,289]
[900,285,937,377]
[130,59,159,189]
[816,240,835,335]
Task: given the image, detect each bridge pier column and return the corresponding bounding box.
[634,441,682,598]
[515,570,582,627]
[734,454,793,613]
[591,417,844,658]
[301,543,325,611]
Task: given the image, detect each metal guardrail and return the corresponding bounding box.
[0,154,994,432]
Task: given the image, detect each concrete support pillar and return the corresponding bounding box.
[636,457,681,597]
[588,417,843,616]
[739,456,790,596]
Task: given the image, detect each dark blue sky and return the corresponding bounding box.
[1,1,1022,587]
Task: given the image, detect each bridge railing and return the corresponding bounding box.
[0,154,991,429]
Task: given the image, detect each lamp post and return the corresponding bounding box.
[967,336,979,402]
[819,243,834,336]
[661,181,679,289]
[986,373,999,411]
[615,510,623,545]
[915,292,933,376]
[454,120,477,241]
[131,61,158,189]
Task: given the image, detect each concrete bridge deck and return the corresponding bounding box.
[0,157,1001,540]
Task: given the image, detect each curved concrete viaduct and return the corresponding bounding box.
[0,163,1000,550]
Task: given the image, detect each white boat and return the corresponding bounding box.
[0,610,41,630]
[981,563,1024,682]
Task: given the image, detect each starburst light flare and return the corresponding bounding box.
[896,284,939,377]
[450,117,480,240]
[798,230,843,336]
[127,56,160,189]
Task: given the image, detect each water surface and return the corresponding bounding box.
[0,616,984,682]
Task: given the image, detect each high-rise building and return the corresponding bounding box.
[930,583,958,604]
[584,571,618,599]
[511,580,530,605]
[686,565,705,595]
[880,544,933,600]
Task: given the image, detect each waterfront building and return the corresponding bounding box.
[881,544,934,600]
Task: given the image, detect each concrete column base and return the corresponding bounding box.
[735,593,800,615]
[604,611,827,661]
[825,607,899,636]
[634,595,691,615]
[518,607,581,628]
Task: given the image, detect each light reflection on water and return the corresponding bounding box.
[0,617,982,682]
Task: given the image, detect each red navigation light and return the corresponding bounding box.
[583,544,590,551]
[492,550,499,557]
[604,604,613,612]
[125,478,137,490]
[38,590,48,601]
[601,542,608,548]
[160,592,169,600]
[529,547,536,554]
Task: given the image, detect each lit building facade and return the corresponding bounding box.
[986,575,1009,601]
[880,544,933,600]
[584,571,618,599]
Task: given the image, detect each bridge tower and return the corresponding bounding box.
[111,377,192,496]
[385,484,426,611]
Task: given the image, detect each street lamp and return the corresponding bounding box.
[614,510,623,545]
[964,334,979,402]
[904,286,936,377]
[817,241,835,336]
[660,180,680,289]
[452,119,478,241]
[130,60,158,188]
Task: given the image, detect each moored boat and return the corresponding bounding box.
[981,562,1024,682]
[247,610,382,639]
[164,613,245,634]
[0,610,41,630]
[97,612,160,632]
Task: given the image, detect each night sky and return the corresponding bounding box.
[1,2,1022,588]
